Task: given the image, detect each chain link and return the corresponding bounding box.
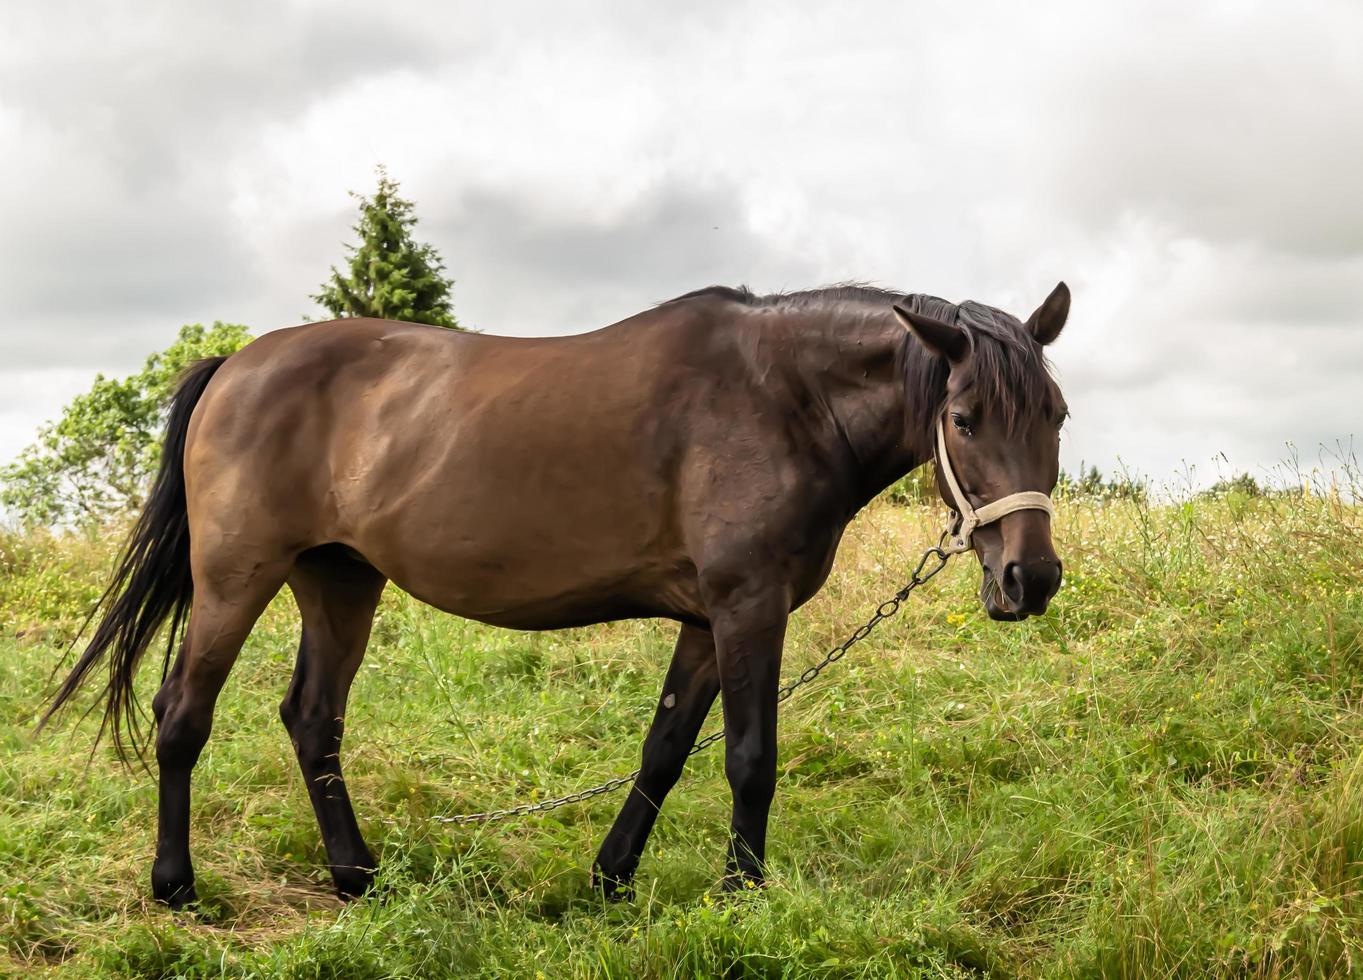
[432,537,952,825]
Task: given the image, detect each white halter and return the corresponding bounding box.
[935,419,1055,555]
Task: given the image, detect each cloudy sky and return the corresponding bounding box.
[2,0,1359,486]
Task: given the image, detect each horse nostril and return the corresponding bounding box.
[1004,559,1062,610]
[1001,562,1025,605]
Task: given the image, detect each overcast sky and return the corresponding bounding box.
[2,0,1359,486]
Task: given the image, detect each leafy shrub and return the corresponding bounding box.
[1,322,251,527]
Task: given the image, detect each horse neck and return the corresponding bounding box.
[785,306,941,506]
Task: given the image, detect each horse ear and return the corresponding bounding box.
[1025,281,1070,346]
[892,305,968,362]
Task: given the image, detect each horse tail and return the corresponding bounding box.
[40,355,228,764]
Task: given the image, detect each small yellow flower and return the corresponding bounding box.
[946,613,967,627]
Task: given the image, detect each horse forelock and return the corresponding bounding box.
[931,297,1063,434]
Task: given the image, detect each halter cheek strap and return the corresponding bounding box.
[935,419,1055,555]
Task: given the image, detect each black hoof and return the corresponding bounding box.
[152,874,198,911]
[332,866,378,900]
[589,867,634,902]
[719,871,765,894]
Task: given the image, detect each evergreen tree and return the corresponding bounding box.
[312,168,461,329]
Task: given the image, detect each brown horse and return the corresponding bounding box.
[45,282,1071,908]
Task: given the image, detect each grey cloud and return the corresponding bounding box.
[1038,4,1363,258]
[0,141,257,369]
[2,1,453,188]
[0,0,463,369]
[0,0,1359,486]
[425,180,823,336]
[1181,252,1363,328]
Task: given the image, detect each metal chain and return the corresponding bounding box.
[432,536,952,825]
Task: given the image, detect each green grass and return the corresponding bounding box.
[2,488,1362,978]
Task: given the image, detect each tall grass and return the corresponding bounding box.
[1,483,1361,977]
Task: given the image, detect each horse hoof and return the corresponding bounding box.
[152,875,198,911]
[589,868,634,902]
[719,872,765,895]
[333,867,378,900]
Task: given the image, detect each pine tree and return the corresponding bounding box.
[313,168,462,329]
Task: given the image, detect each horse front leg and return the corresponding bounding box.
[710,591,787,890]
[592,624,720,899]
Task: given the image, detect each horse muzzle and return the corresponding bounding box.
[981,558,1062,620]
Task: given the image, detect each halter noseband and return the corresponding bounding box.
[935,419,1055,555]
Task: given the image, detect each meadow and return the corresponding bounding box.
[2,483,1362,978]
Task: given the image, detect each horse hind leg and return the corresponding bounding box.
[151,556,292,909]
[280,547,387,899]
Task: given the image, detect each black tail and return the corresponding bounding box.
[40,355,229,764]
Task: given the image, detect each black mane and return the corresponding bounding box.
[664,282,904,309]
[664,283,1062,433]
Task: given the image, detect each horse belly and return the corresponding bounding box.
[339,440,698,629]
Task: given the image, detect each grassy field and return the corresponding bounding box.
[2,486,1362,978]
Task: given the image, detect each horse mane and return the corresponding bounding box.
[662,282,1062,434]
[663,282,903,309]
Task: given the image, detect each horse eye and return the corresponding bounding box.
[950,412,974,435]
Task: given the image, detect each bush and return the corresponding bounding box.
[1057,463,1148,502]
[0,322,251,528]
